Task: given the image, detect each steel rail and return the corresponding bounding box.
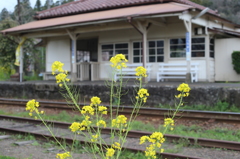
[1,98,240,123]
[1,115,240,151]
[0,126,202,159]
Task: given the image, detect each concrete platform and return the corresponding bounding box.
[0,80,240,107]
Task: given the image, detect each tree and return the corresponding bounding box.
[13,0,34,24]
[34,0,42,11]
[0,18,19,77]
[0,8,10,21]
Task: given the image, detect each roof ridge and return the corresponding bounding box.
[34,0,218,20]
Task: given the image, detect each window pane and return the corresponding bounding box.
[192,52,205,57]
[157,49,164,55]
[134,57,140,63]
[157,56,164,62]
[210,52,214,58]
[115,43,128,49]
[210,45,214,51]
[149,49,155,55]
[170,52,186,57]
[157,41,164,47]
[149,56,155,62]
[192,38,205,43]
[170,45,186,51]
[134,50,140,55]
[192,44,205,50]
[102,44,113,50]
[115,49,128,54]
[149,41,155,47]
[170,38,185,45]
[102,51,112,61]
[133,42,140,48]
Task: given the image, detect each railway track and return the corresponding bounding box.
[0,115,240,153]
[1,98,240,124]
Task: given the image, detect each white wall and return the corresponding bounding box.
[46,36,71,72]
[98,21,208,81]
[215,38,240,81]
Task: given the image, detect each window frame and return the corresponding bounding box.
[169,37,206,58]
[101,42,129,61]
[132,40,164,63]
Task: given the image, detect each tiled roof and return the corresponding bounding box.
[35,0,218,19]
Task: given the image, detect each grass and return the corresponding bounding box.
[0,156,16,159]
[158,101,240,112]
[0,109,240,142]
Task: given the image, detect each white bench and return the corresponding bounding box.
[114,63,152,81]
[42,72,71,80]
[157,63,199,83]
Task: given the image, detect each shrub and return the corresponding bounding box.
[232,51,240,74]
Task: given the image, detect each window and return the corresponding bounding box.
[148,40,164,62]
[170,38,205,58]
[101,43,128,61]
[210,39,214,58]
[133,40,164,63]
[192,38,205,57]
[133,42,142,63]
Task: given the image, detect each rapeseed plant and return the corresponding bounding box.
[25,54,190,159]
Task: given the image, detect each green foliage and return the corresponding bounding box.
[231,51,240,74]
[0,156,16,159]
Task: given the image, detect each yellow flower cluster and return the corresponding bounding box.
[106,148,115,159]
[136,88,149,103]
[110,54,128,69]
[81,106,95,115]
[175,83,191,98]
[51,61,70,87]
[26,99,44,119]
[97,120,107,128]
[111,142,121,150]
[135,66,147,78]
[52,61,64,74]
[69,116,91,133]
[98,106,107,115]
[91,96,101,106]
[112,115,127,128]
[164,118,174,130]
[140,132,165,159]
[56,152,70,159]
[91,134,98,142]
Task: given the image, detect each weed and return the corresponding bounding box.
[0,156,16,159]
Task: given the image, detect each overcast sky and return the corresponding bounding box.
[0,0,55,12]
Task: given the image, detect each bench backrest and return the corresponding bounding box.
[158,63,199,72]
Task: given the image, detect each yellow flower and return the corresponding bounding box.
[135,66,147,78]
[26,99,39,113]
[69,122,81,132]
[149,132,165,144]
[164,118,174,127]
[98,106,107,114]
[91,134,98,142]
[112,142,121,150]
[175,83,191,98]
[110,54,128,69]
[106,148,115,158]
[55,73,70,83]
[52,61,64,75]
[140,136,150,144]
[81,106,95,115]
[136,88,149,103]
[56,152,70,159]
[112,115,127,128]
[90,96,101,106]
[96,120,107,128]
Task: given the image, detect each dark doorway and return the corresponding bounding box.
[76,38,98,62]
